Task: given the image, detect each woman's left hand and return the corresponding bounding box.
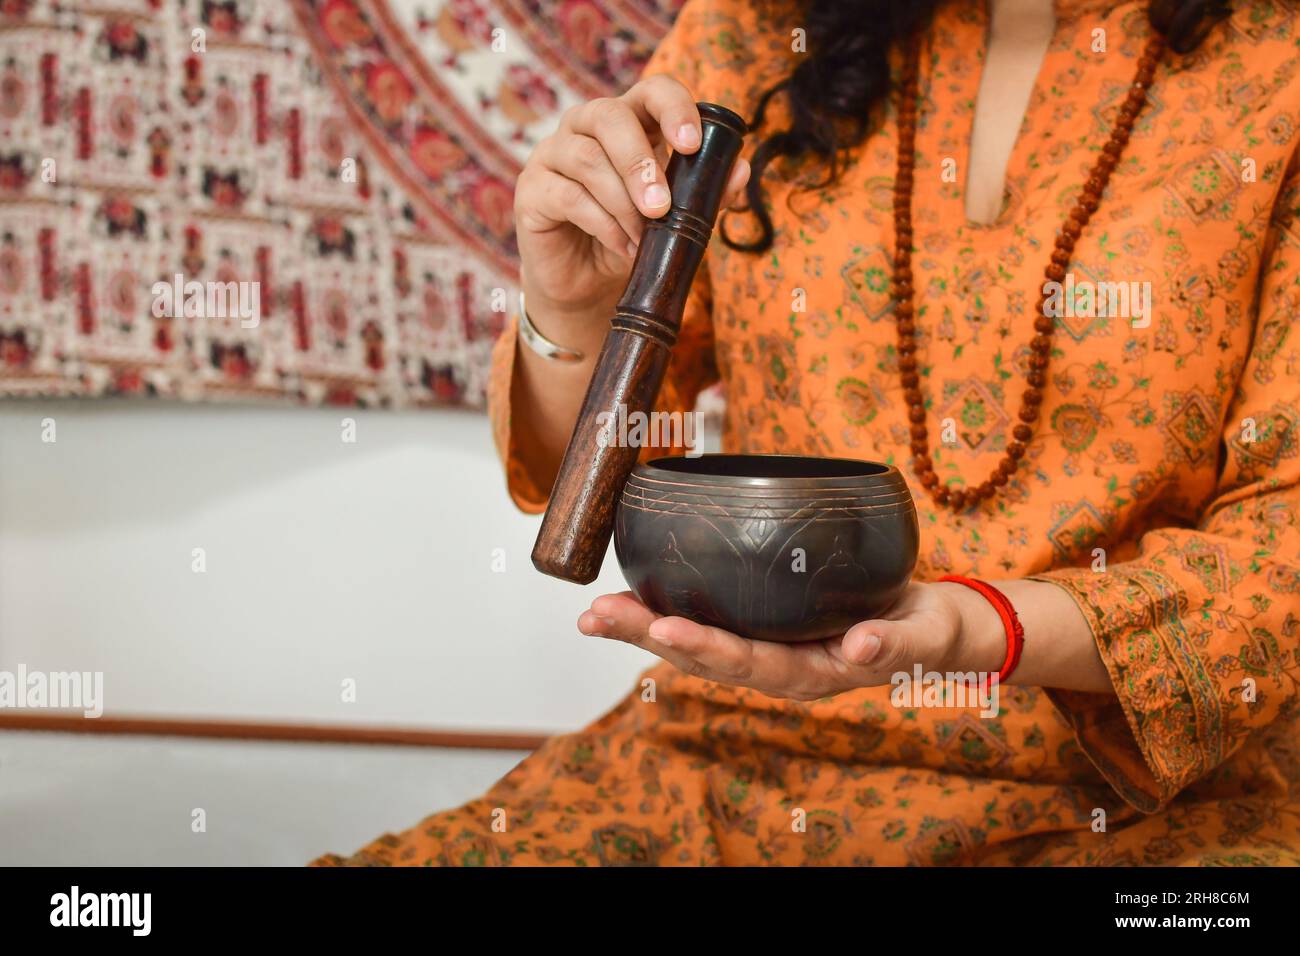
[577,581,1004,700]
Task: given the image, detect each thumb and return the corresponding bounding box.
[842,618,912,669]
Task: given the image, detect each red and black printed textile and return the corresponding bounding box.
[0,0,679,406]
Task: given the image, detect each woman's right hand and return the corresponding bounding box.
[514,75,751,326]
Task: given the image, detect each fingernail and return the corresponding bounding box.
[644,183,670,208]
[626,240,638,258]
[581,615,615,636]
[648,622,673,647]
[846,631,881,664]
[676,123,700,148]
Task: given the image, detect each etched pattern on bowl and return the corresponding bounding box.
[614,455,919,643]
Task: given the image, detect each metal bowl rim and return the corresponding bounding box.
[635,454,906,490]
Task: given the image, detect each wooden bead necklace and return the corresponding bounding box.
[892,32,1166,512]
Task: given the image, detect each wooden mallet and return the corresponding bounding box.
[532,102,747,584]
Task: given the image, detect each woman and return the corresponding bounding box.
[319,0,1300,865]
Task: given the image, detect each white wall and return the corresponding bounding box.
[0,401,651,732]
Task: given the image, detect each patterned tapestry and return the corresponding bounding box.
[0,0,678,407]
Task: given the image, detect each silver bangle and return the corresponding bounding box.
[517,291,586,363]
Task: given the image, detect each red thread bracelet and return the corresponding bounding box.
[936,575,1025,684]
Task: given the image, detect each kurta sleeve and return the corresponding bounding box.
[488,2,722,514]
[1036,154,1300,812]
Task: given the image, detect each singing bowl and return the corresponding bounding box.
[613,454,919,643]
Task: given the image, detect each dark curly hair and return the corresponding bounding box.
[724,0,1233,253]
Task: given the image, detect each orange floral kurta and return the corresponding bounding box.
[318,0,1300,865]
